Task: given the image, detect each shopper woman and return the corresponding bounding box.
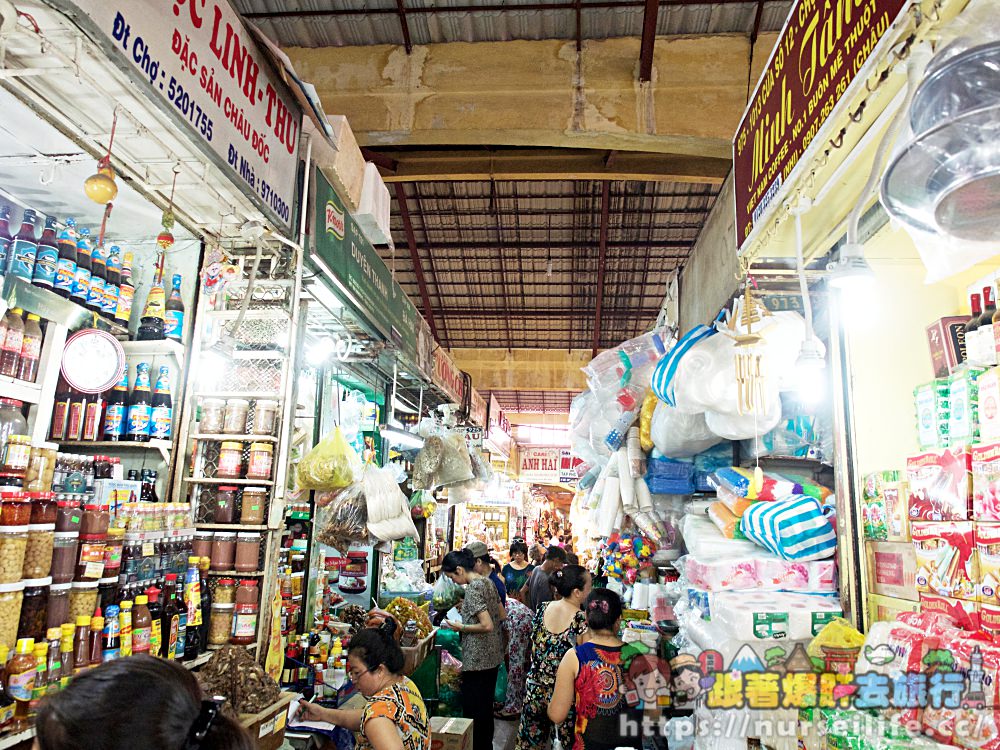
[502,539,534,602]
[296,620,431,750]
[35,655,254,750]
[548,589,641,750]
[442,548,507,750]
[495,595,534,720]
[514,564,592,750]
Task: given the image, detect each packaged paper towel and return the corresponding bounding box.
[709,591,843,640]
[682,553,837,593]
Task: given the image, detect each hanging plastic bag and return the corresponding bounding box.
[432,573,463,611]
[364,466,420,542]
[316,484,369,552]
[435,431,476,488]
[297,427,363,491]
[494,663,509,703]
[639,391,658,452]
[650,402,721,458]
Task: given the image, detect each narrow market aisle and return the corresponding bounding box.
[493,719,518,750]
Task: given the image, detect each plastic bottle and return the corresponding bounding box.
[32,216,58,290]
[146,587,162,659]
[29,640,47,713]
[44,627,61,696]
[72,617,90,673]
[198,557,212,654]
[88,614,103,667]
[132,595,152,655]
[53,219,77,299]
[17,313,42,383]
[9,209,38,283]
[58,623,74,687]
[7,639,36,730]
[0,307,24,378]
[118,600,133,658]
[102,604,121,662]
[162,575,181,660]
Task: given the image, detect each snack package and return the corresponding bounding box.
[949,367,986,446]
[952,709,1000,750]
[855,619,933,677]
[915,379,950,450]
[716,484,757,516]
[707,501,743,539]
[980,369,1000,442]
[884,479,910,542]
[982,603,1000,638]
[907,446,972,521]
[919,592,981,631]
[913,521,978,600]
[862,471,892,540]
[980,523,1000,604]
[974,443,1000,522]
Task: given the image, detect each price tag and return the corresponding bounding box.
[142,542,155,557]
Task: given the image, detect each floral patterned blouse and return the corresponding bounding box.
[358,677,430,750]
[527,601,588,689]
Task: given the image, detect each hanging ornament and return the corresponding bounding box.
[84,109,120,204]
[724,281,772,416]
[157,165,180,250]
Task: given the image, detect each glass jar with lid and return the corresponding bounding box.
[217,442,243,479]
[1,435,31,474]
[0,399,28,449]
[69,580,99,621]
[214,486,238,524]
[199,398,226,434]
[246,443,273,481]
[230,580,259,645]
[240,488,267,525]
[74,533,107,581]
[102,527,125,578]
[17,577,50,642]
[251,400,279,435]
[0,526,28,583]
[192,531,213,560]
[234,533,261,572]
[80,504,110,536]
[0,492,30,526]
[55,498,81,532]
[208,602,235,646]
[25,444,57,492]
[223,399,250,434]
[210,532,237,571]
[51,531,79,584]
[214,578,237,604]
[0,580,24,650]
[22,523,54,578]
[29,492,56,524]
[46,582,70,630]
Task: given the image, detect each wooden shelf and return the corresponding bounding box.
[190,433,279,442]
[196,523,270,531]
[183,478,274,486]
[0,375,44,404]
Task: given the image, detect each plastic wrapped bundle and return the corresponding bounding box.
[650,402,722,458]
[709,591,843,640]
[646,455,695,495]
[597,475,622,537]
[682,553,837,593]
[707,501,743,539]
[705,389,782,440]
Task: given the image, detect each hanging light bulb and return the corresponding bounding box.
[793,338,827,404]
[827,242,876,291]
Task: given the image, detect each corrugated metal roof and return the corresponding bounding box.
[379,178,718,349]
[492,390,580,414]
[237,0,793,48]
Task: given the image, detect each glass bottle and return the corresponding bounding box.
[31,216,58,291]
[71,228,92,307]
[150,366,172,440]
[53,218,77,299]
[164,274,185,343]
[9,209,38,283]
[0,204,12,276]
[86,241,106,316]
[137,256,165,341]
[103,246,121,319]
[126,363,152,443]
[50,378,71,442]
[102,370,129,442]
[114,251,135,327]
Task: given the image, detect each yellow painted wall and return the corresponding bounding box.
[846,223,1000,476]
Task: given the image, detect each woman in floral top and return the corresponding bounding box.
[297,623,430,750]
[514,565,592,750]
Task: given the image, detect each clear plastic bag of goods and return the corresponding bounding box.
[645,455,695,495]
[297,427,363,491]
[338,390,369,441]
[704,388,782,440]
[650,401,722,458]
[436,431,475,488]
[432,573,463,611]
[364,466,419,542]
[583,327,671,393]
[316,484,369,552]
[670,332,739,415]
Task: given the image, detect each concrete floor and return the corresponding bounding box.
[493,716,519,750]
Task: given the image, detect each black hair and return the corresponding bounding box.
[36,655,253,750]
[584,588,623,631]
[545,545,567,563]
[566,552,580,566]
[510,540,529,557]
[551,564,589,598]
[442,549,476,573]
[489,556,502,576]
[349,618,405,675]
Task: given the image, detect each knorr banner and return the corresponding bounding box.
[312,169,420,365]
[733,0,910,250]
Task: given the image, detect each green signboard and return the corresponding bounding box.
[312,169,421,365]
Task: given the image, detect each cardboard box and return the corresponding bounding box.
[866,541,918,601]
[322,115,366,212]
[948,367,986,446]
[919,592,980,631]
[981,602,1000,637]
[974,443,1000,522]
[914,380,950,450]
[862,471,909,541]
[980,369,1000,442]
[867,594,921,624]
[431,717,473,750]
[907,446,972,521]
[927,316,968,377]
[239,692,293,750]
[979,523,1000,604]
[912,521,978,601]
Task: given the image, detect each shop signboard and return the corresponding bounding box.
[312,170,421,364]
[519,447,562,485]
[485,394,512,459]
[415,318,435,383]
[469,389,488,428]
[433,347,466,405]
[559,450,584,485]
[733,0,910,251]
[60,0,301,230]
[463,426,484,449]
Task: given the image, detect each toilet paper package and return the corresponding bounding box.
[682,553,837,593]
[709,591,843,640]
[682,514,763,558]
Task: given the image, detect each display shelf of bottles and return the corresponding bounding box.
[0,373,44,404]
[121,339,186,363]
[124,527,197,541]
[60,438,172,451]
[195,523,270,531]
[190,433,279,443]
[205,569,266,577]
[0,727,35,749]
[193,391,283,400]
[184,478,275,486]
[2,275,91,329]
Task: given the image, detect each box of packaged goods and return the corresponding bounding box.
[430,717,474,750]
[974,443,1000,522]
[915,379,950,450]
[979,523,1000,604]
[867,594,921,623]
[866,541,918,601]
[863,471,909,541]
[912,521,978,601]
[980,368,1000,441]
[919,592,981,631]
[927,316,969,378]
[948,367,986,446]
[907,446,972,521]
[320,116,366,213]
[981,602,1000,637]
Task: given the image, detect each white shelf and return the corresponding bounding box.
[61,438,172,463]
[184,478,275,486]
[121,339,186,364]
[190,433,279,442]
[0,375,44,404]
[193,391,283,400]
[205,569,266,576]
[196,523,271,531]
[0,728,34,749]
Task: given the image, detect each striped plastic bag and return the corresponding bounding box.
[741,495,837,561]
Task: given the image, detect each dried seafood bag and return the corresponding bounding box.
[436,430,475,487]
[197,645,280,715]
[297,426,363,491]
[316,483,369,551]
[364,465,419,541]
[412,436,444,491]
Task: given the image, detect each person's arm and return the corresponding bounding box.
[298,704,364,731]
[457,608,494,634]
[363,716,405,750]
[547,649,579,724]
